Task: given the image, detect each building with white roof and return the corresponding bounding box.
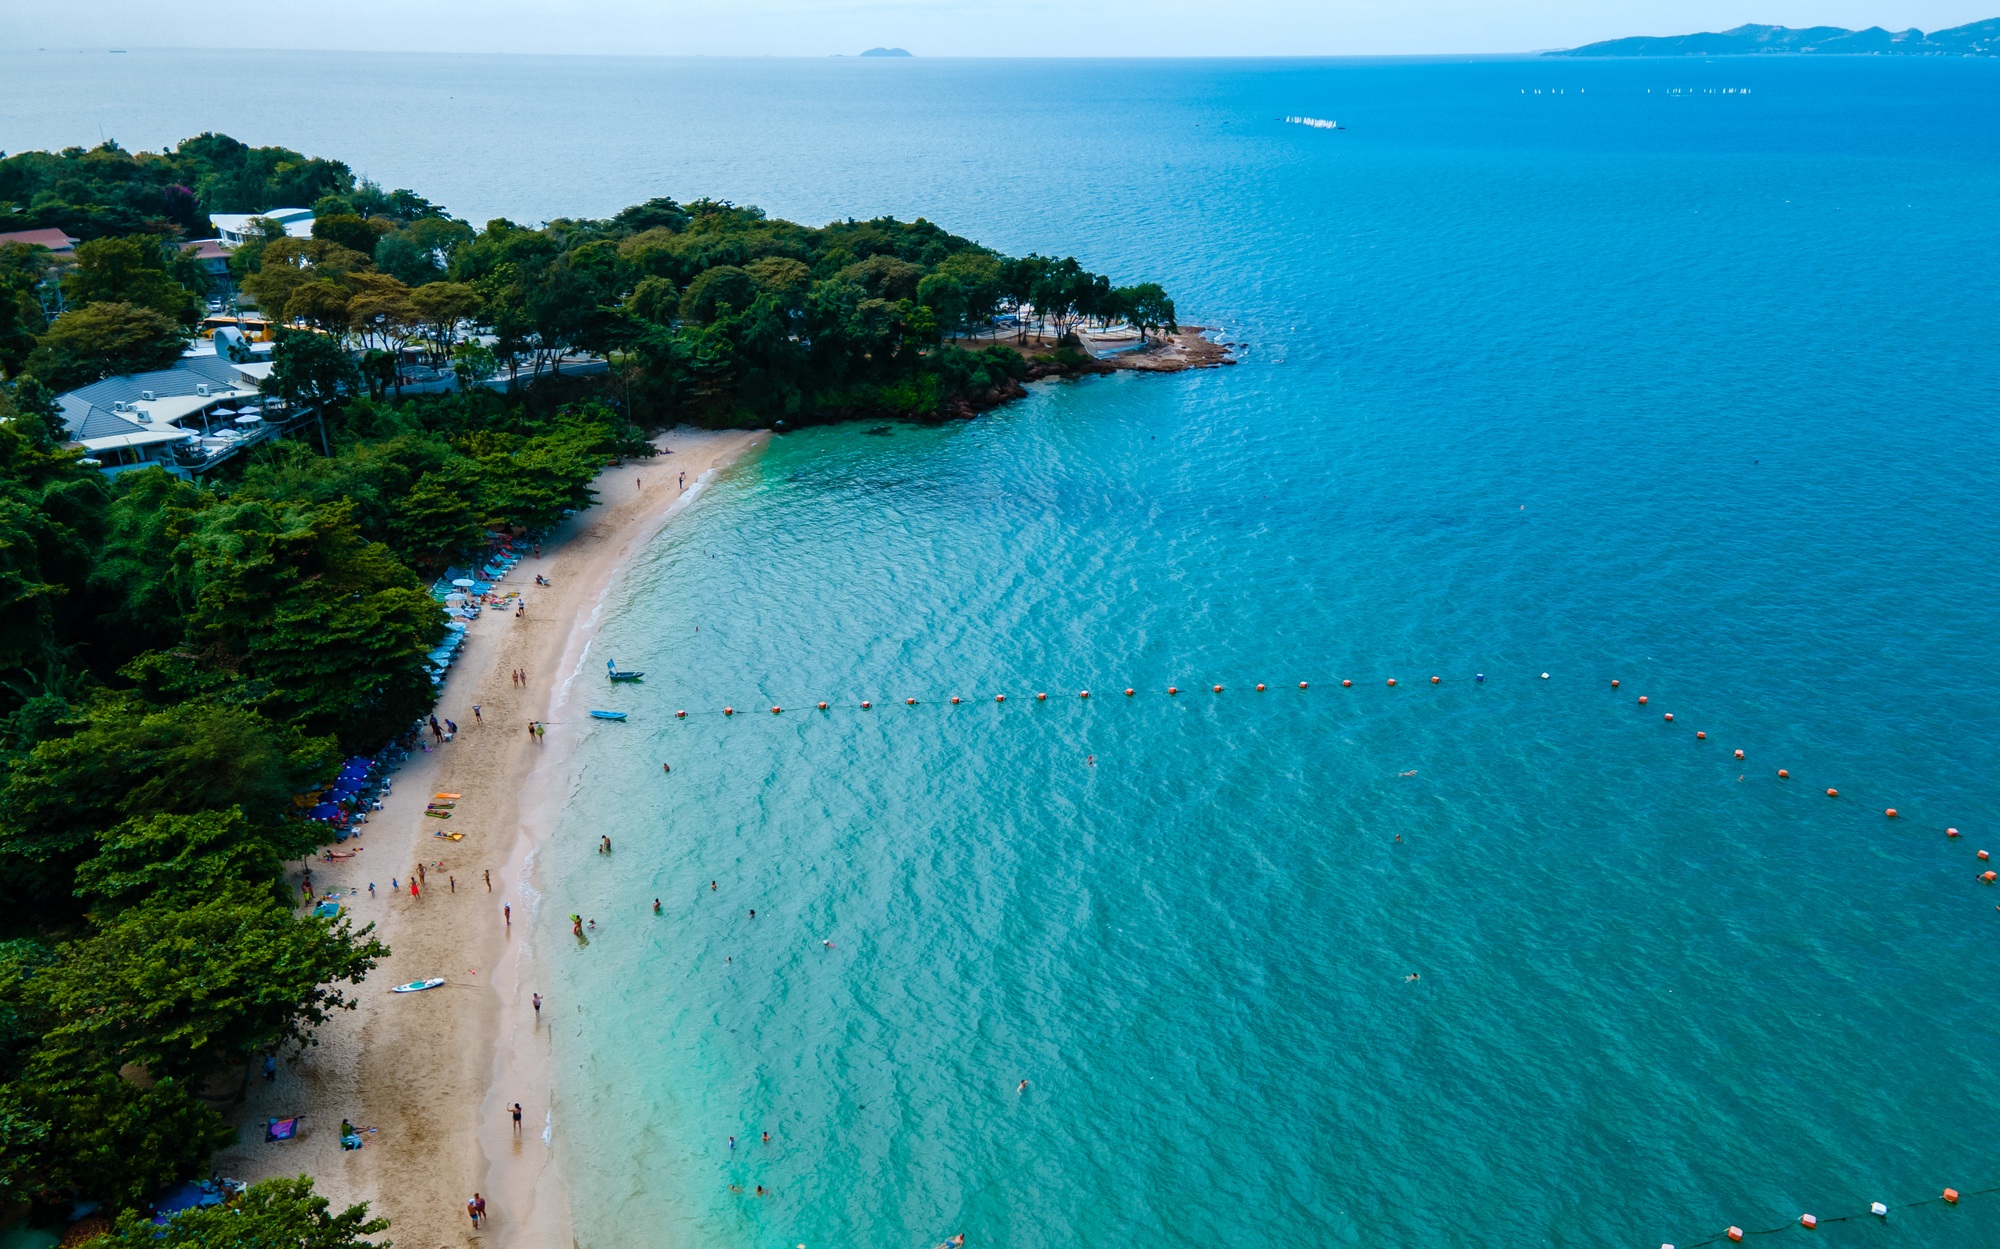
[208,208,315,246]
[57,355,291,477]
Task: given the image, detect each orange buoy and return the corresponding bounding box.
[1664,713,1673,722]
[1341,680,1351,687]
[771,706,782,715]
[1948,827,1960,837]
[1827,788,1838,798]
[1886,808,1898,818]
[951,696,961,705]
[1168,686,1179,696]
[1430,676,1440,684]
[818,702,828,710]
[996,694,1005,703]
[1734,750,1745,760]
[1727,1228,1744,1243]
[1696,731,1706,740]
[1213,684,1224,693]
[1079,690,1090,698]
[1800,1214,1817,1230]
[1387,678,1397,687]
[1979,850,1989,861]
[1982,871,1995,883]
[861,700,872,709]
[1778,769,1789,779]
[1125,688,1136,697]
[1256,683,1266,692]
[907,697,917,706]
[1945,1189,1961,1204]
[724,707,734,716]
[1611,679,1620,688]
[1300,681,1310,689]
[1037,692,1047,701]
[676,710,687,719]
[1638,695,1648,705]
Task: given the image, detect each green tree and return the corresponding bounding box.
[28,883,387,1080]
[311,213,390,258]
[263,329,359,413]
[75,807,300,908]
[392,469,483,570]
[59,238,201,326]
[0,694,336,905]
[96,1175,390,1248]
[28,302,191,390]
[0,1074,231,1213]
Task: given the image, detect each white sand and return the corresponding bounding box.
[210,427,767,1248]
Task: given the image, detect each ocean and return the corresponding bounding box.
[8,49,2000,1248]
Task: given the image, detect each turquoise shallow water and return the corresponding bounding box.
[7,48,2000,1249]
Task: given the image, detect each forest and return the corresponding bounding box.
[0,134,1174,1240]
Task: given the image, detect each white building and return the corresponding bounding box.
[57,356,286,477]
[208,208,315,246]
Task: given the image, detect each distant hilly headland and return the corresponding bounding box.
[1548,16,1998,55]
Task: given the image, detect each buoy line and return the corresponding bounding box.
[1666,1181,1997,1247]
[637,667,1993,1238]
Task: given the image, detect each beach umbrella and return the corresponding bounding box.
[452,578,476,588]
[308,803,341,821]
[234,414,263,425]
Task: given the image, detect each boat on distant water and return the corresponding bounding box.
[588,709,628,721]
[1283,115,1342,130]
[606,658,645,681]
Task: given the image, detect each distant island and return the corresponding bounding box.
[1547,16,1997,55]
[860,46,913,57]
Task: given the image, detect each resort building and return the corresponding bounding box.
[180,237,234,283]
[56,355,296,478]
[208,208,314,245]
[0,227,79,255]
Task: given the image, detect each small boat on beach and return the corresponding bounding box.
[391,978,446,993]
[588,709,628,721]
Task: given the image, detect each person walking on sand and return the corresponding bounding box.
[449,876,455,893]
[512,1102,523,1133]
[474,1194,486,1224]
[466,1195,480,1228]
[679,471,685,491]
[532,992,542,1017]
[472,704,481,723]
[504,903,512,926]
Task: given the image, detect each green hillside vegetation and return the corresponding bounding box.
[0,134,1174,1237]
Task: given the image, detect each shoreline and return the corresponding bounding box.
[208,427,767,1249]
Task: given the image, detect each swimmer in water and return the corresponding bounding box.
[1017,1079,1028,1094]
[823,939,833,949]
[1399,769,1417,777]
[654,899,662,915]
[1406,973,1420,983]
[1087,755,1094,766]
[586,918,597,930]
[662,763,671,774]
[711,881,717,891]
[749,909,755,919]
[761,1131,769,1143]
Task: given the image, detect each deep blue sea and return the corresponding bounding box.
[8,49,2000,1249]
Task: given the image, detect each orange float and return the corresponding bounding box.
[1948,827,1960,837]
[1727,1228,1744,1243]
[1387,678,1397,687]
[1213,684,1224,693]
[1800,1214,1817,1230]
[1664,713,1673,722]
[1430,676,1440,684]
[676,710,687,718]
[1125,688,1136,697]
[1696,731,1706,739]
[1982,872,1995,884]
[995,694,1005,703]
[907,698,917,705]
[1079,690,1090,698]
[771,706,781,715]
[951,696,961,704]
[1168,686,1179,696]
[861,701,872,709]
[1827,788,1839,798]
[1638,696,1648,705]
[1301,681,1310,689]
[1735,749,1745,760]
[1037,692,1047,701]
[1945,1189,1961,1204]
[724,707,734,716]
[1256,684,1266,692]
[1979,850,1989,861]
[1341,680,1351,687]
[1778,769,1789,779]
[1886,808,1898,818]
[817,702,828,711]
[1611,679,1620,688]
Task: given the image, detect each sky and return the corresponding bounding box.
[2,0,1995,57]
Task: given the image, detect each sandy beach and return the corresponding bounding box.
[209,427,766,1249]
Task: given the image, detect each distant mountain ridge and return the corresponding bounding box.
[1547,16,1998,55]
[860,46,913,57]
